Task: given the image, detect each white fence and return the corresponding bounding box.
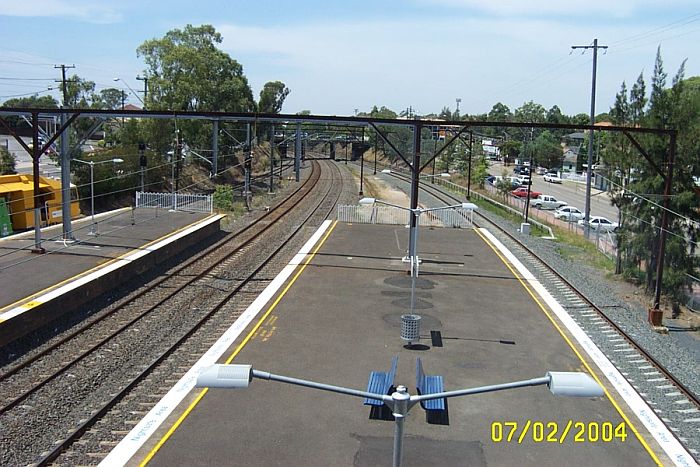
[337,205,474,228]
[136,191,213,213]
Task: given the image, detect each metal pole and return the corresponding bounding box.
[391,388,409,467]
[295,123,301,182]
[171,148,176,210]
[408,124,422,274]
[359,143,364,195]
[373,136,377,175]
[524,129,534,224]
[212,119,219,176]
[653,131,677,313]
[412,211,421,277]
[31,113,44,253]
[467,131,473,199]
[59,112,73,240]
[88,162,97,235]
[269,124,275,193]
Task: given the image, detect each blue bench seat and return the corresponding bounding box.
[416,357,445,411]
[363,356,398,406]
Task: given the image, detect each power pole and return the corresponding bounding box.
[571,39,607,238]
[54,64,76,106]
[55,64,76,240]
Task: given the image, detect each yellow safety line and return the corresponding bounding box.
[473,228,662,466]
[140,220,338,466]
[0,214,222,316]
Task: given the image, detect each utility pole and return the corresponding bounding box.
[55,64,75,240]
[572,39,607,238]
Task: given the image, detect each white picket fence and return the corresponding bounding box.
[135,191,213,213]
[337,205,474,228]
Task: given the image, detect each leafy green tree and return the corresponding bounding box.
[99,88,127,110]
[0,146,16,174]
[1,95,58,108]
[258,81,290,114]
[136,24,255,156]
[138,24,254,113]
[531,130,563,168]
[607,50,699,307]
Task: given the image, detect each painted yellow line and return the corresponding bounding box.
[139,220,339,466]
[0,214,221,315]
[473,228,662,466]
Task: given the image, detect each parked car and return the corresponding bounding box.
[532,195,567,210]
[578,216,619,232]
[554,206,584,222]
[485,175,496,186]
[544,173,563,183]
[509,176,530,186]
[535,167,547,175]
[511,187,542,198]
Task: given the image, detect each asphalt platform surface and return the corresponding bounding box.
[135,222,667,467]
[0,208,212,310]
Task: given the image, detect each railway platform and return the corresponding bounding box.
[101,221,693,467]
[0,207,224,346]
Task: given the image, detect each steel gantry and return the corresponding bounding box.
[0,107,677,324]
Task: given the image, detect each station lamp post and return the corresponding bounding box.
[73,158,123,235]
[197,364,603,467]
[358,197,477,277]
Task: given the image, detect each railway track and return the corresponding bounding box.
[0,159,349,466]
[384,168,700,462]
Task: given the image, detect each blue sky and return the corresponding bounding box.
[1,0,698,117]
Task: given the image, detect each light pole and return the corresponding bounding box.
[73,158,123,235]
[113,78,144,106]
[136,75,148,108]
[197,364,603,467]
[359,197,477,277]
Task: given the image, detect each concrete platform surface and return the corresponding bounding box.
[0,208,212,309]
[127,222,668,467]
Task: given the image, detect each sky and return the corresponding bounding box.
[1,0,699,118]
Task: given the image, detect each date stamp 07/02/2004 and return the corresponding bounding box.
[491,421,628,444]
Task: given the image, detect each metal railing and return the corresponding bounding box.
[136,191,213,213]
[337,205,474,228]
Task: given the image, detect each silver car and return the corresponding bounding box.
[554,206,583,222]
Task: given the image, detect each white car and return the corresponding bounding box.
[578,216,619,232]
[554,206,583,222]
[543,173,562,184]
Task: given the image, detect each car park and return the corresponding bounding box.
[554,206,584,222]
[511,187,542,198]
[578,216,619,232]
[544,173,562,183]
[531,195,567,210]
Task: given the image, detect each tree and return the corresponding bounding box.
[138,24,254,113]
[531,130,563,168]
[1,95,58,108]
[137,24,255,153]
[99,88,127,110]
[258,81,290,114]
[607,50,699,308]
[0,146,16,174]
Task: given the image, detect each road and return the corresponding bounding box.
[488,161,619,222]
